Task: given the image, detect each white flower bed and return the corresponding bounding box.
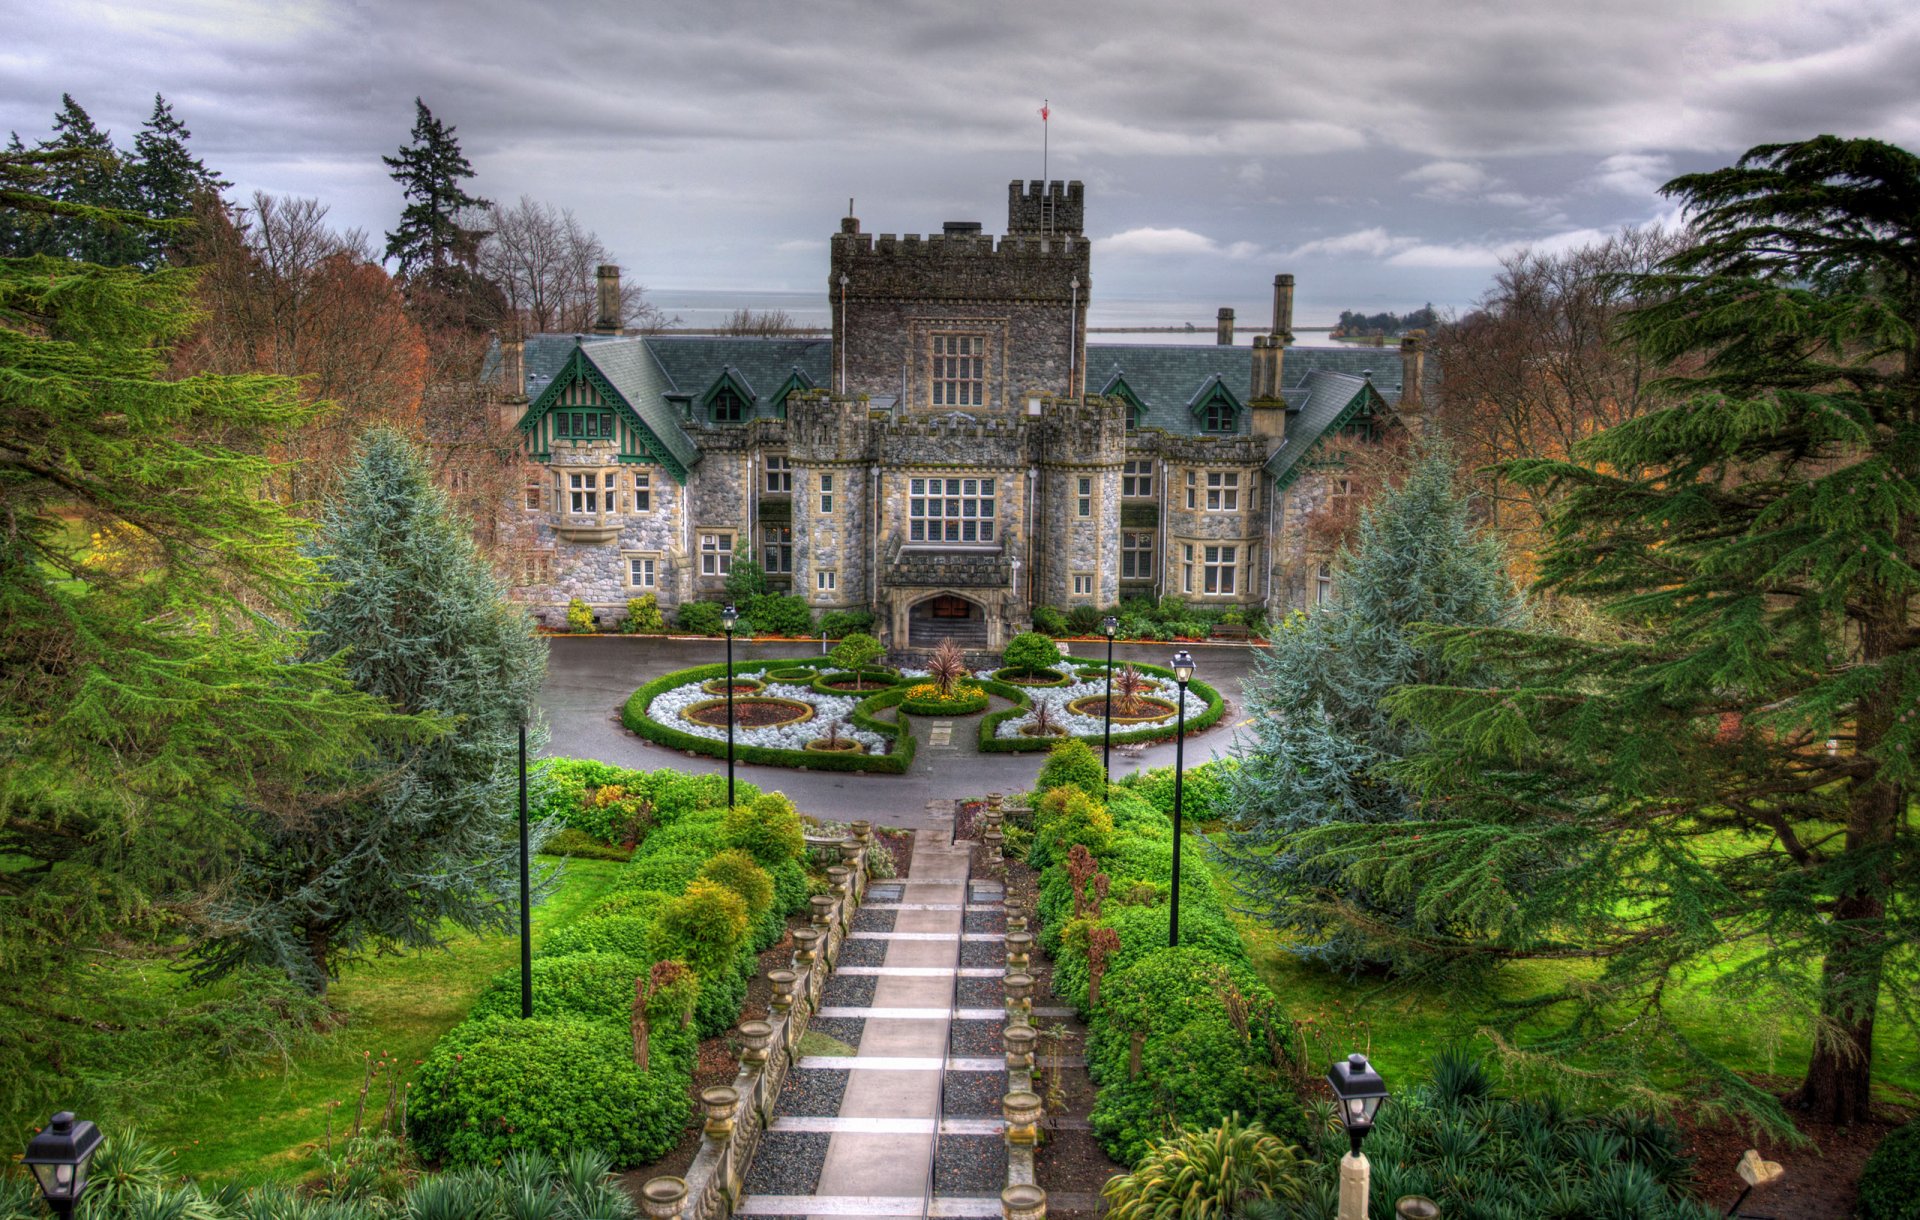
[646,677,890,753]
[993,667,1207,740]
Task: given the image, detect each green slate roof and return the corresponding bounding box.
[1264,372,1384,489]
[523,334,701,474]
[647,337,831,421]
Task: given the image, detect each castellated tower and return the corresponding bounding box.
[830,181,1091,409]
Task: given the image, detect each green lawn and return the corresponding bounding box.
[132,857,624,1182]
[1213,851,1920,1115]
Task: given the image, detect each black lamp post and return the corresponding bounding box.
[1168,648,1194,948]
[1327,1052,1389,1159]
[23,1112,102,1220]
[1101,615,1118,782]
[518,720,531,1018]
[721,602,739,806]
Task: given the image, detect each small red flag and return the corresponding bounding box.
[1040,103,1049,122]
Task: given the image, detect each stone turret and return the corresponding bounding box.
[1007,180,1085,235]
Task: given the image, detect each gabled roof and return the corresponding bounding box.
[521,334,702,476]
[1265,372,1388,489]
[646,337,832,422]
[1185,373,1243,423]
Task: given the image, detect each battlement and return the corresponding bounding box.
[830,227,1088,303]
[833,230,1085,258]
[1008,180,1084,235]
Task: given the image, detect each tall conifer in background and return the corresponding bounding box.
[1220,448,1519,970]
[1280,137,1919,1128]
[382,98,491,279]
[192,429,549,996]
[130,94,228,266]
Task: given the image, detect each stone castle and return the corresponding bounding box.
[493,180,1428,650]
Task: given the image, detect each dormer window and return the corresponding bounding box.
[1203,400,1236,433]
[710,386,748,424]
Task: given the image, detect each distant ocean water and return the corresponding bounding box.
[645,288,1335,347]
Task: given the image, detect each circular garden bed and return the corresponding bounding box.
[899,682,991,716]
[680,696,813,729]
[700,676,766,696]
[812,669,900,694]
[993,666,1069,687]
[1065,694,1177,724]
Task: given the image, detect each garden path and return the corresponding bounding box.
[735,807,1072,1218]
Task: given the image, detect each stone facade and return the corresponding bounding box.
[492,180,1428,648]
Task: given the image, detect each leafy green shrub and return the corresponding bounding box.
[638,814,726,858]
[817,608,875,637]
[566,597,596,633]
[587,888,674,923]
[675,600,726,634]
[1859,1123,1920,1219]
[701,848,774,915]
[1054,903,1248,1014]
[1005,630,1062,674]
[1101,1114,1309,1219]
[1035,737,1107,802]
[646,770,744,822]
[899,682,990,715]
[469,952,646,1025]
[1086,947,1308,1166]
[411,1015,690,1167]
[829,632,884,672]
[541,911,658,961]
[1031,605,1069,636]
[724,792,807,867]
[771,857,810,915]
[691,955,750,1039]
[1030,786,1114,870]
[1119,759,1240,827]
[624,593,666,633]
[649,879,749,975]
[1065,604,1105,635]
[746,592,813,637]
[623,849,705,894]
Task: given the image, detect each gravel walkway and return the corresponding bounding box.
[742,1131,831,1195]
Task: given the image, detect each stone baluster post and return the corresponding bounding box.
[1005,930,1033,973]
[826,865,854,944]
[1004,971,1034,1026]
[1004,1022,1037,1094]
[700,1086,740,1205]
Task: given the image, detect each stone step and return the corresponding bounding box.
[835,966,1000,977]
[797,1056,1005,1072]
[817,1006,1075,1020]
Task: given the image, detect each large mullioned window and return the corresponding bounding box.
[909,476,996,543]
[931,334,986,407]
[554,410,614,440]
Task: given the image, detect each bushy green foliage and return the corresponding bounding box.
[542,828,633,861]
[1101,1114,1309,1220]
[625,850,706,894]
[1118,760,1238,827]
[1034,737,1107,802]
[771,858,810,916]
[701,849,774,916]
[566,597,596,633]
[533,759,750,844]
[675,600,726,634]
[816,608,875,637]
[1086,947,1308,1165]
[1065,604,1104,635]
[649,879,748,976]
[1289,1052,1708,1218]
[1858,1123,1920,1220]
[410,1016,690,1167]
[724,792,807,867]
[1004,630,1062,674]
[468,952,646,1025]
[1054,903,1247,1015]
[745,592,813,636]
[1030,605,1069,636]
[540,912,657,961]
[1029,786,1114,870]
[586,888,673,923]
[641,813,726,857]
[623,593,665,633]
[829,632,884,673]
[691,957,750,1040]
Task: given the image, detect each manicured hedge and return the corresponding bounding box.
[620,660,915,773]
[979,659,1227,752]
[898,683,991,716]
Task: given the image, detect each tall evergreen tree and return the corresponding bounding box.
[130,94,227,266]
[0,157,403,1122]
[35,95,145,265]
[191,429,549,996]
[382,98,490,278]
[1219,448,1519,969]
[1280,136,1920,1128]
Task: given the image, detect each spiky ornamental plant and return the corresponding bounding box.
[192,428,551,995]
[1283,137,1920,1129]
[1218,445,1520,970]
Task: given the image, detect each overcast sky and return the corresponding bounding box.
[7,0,1919,327]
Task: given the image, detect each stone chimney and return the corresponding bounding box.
[1216,307,1235,346]
[1270,273,1295,345]
[593,264,621,335]
[1250,335,1286,446]
[1399,330,1427,428]
[501,332,525,402]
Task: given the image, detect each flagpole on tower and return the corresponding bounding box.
[1041,99,1050,185]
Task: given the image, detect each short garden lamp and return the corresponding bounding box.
[1167,648,1196,947]
[1101,615,1119,782]
[1327,1052,1388,1158]
[23,1112,102,1219]
[721,603,739,806]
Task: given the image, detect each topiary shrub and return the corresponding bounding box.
[1087,947,1308,1166]
[410,1015,691,1167]
[1030,786,1115,870]
[701,848,781,950]
[624,593,666,633]
[1101,1114,1309,1219]
[675,599,726,635]
[541,911,658,961]
[1004,630,1063,675]
[1035,737,1107,802]
[469,952,646,1025]
[1858,1122,1920,1220]
[829,631,885,674]
[724,792,807,867]
[566,597,596,633]
[649,879,749,976]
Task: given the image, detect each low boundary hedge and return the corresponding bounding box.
[622,660,916,774]
[898,683,991,716]
[978,659,1225,753]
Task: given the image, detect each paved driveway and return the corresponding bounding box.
[538,635,1266,828]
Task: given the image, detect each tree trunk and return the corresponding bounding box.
[1795,891,1884,1124]
[307,924,331,1000]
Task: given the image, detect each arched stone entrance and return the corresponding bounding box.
[905,591,988,649]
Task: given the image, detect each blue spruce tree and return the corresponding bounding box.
[192,429,549,995]
[1220,446,1519,971]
